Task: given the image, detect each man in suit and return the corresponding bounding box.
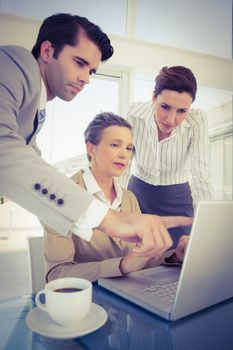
[0,13,192,258]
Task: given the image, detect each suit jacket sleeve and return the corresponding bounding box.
[44,227,124,282]
[0,46,94,235]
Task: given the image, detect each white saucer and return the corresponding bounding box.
[26,303,108,339]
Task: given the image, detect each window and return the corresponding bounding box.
[135,0,232,59]
[37,68,130,175]
[0,0,128,36]
[224,136,233,199]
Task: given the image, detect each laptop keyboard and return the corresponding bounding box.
[143,281,178,303]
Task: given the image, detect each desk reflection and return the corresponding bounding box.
[1,285,233,350]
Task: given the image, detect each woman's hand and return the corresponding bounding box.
[175,235,190,262]
[120,234,190,274]
[119,251,152,274]
[98,209,193,257]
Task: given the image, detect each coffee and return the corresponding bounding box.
[54,287,83,293]
[35,277,92,326]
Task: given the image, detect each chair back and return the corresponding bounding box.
[27,236,46,294]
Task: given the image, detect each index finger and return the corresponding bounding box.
[161,216,193,229]
[133,224,173,256]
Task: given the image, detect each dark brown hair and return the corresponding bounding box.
[32,13,113,62]
[153,66,197,101]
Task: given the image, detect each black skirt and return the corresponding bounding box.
[128,175,194,248]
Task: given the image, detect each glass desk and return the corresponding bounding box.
[0,284,233,350]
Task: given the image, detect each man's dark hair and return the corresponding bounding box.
[32,13,113,61]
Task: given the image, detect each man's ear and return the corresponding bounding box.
[39,41,54,62]
[86,142,96,160]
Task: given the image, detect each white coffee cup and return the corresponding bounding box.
[35,277,92,327]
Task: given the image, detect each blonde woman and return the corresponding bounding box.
[44,112,191,282]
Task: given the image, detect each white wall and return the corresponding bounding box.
[135,0,232,59]
[1,0,231,59]
[109,35,233,93]
[0,13,233,93]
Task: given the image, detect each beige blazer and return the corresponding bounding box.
[0,46,94,235]
[44,170,142,282]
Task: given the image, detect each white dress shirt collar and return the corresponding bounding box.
[39,77,47,110]
[83,167,122,210]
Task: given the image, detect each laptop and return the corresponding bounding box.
[98,201,233,321]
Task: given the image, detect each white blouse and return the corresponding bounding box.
[83,167,123,211]
[121,100,212,208]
